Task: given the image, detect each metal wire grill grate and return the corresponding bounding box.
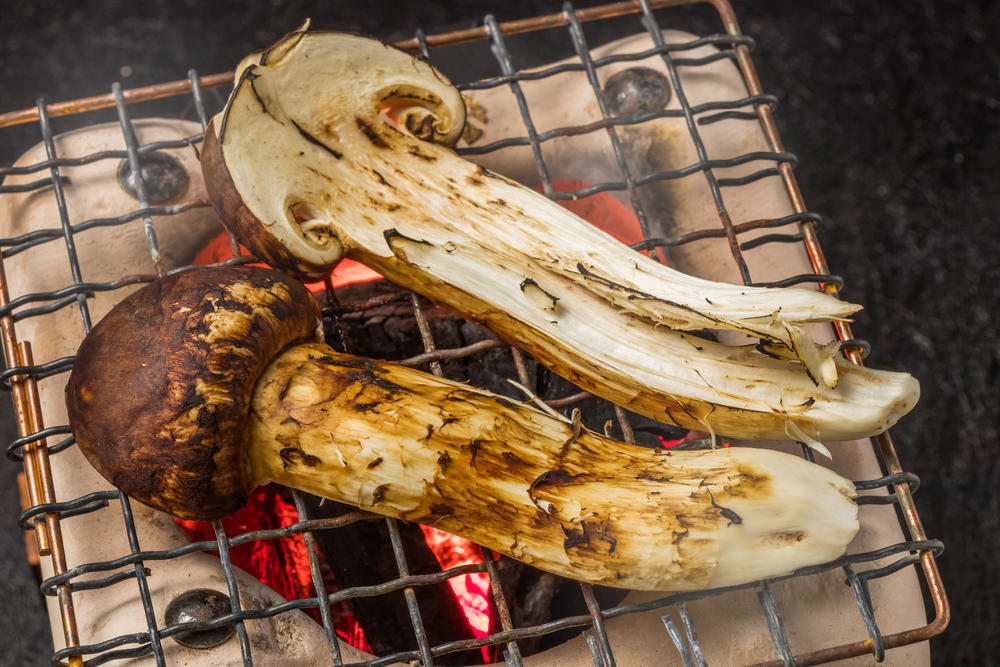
[0,1,947,665]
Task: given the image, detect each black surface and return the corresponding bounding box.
[1,1,997,665]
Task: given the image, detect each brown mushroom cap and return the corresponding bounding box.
[65,266,322,520]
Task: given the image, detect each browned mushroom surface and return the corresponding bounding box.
[198,30,919,446]
[66,265,859,592]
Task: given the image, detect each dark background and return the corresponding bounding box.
[1,0,996,664]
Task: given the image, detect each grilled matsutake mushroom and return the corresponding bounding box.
[66,266,859,591]
[200,29,918,445]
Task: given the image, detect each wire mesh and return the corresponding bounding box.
[0,1,947,665]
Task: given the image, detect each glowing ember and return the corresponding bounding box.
[659,432,728,449]
[542,179,644,249]
[174,485,373,653]
[191,232,382,290]
[420,525,492,637]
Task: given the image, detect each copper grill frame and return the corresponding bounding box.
[0,0,949,665]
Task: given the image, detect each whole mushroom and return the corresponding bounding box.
[66,266,859,592]
[199,29,920,445]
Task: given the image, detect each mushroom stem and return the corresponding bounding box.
[247,342,858,592]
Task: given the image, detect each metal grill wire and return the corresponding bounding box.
[0,1,944,666]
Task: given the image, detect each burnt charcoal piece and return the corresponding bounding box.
[537,580,630,654]
[301,497,482,664]
[494,563,562,656]
[326,279,467,363]
[495,561,629,656]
